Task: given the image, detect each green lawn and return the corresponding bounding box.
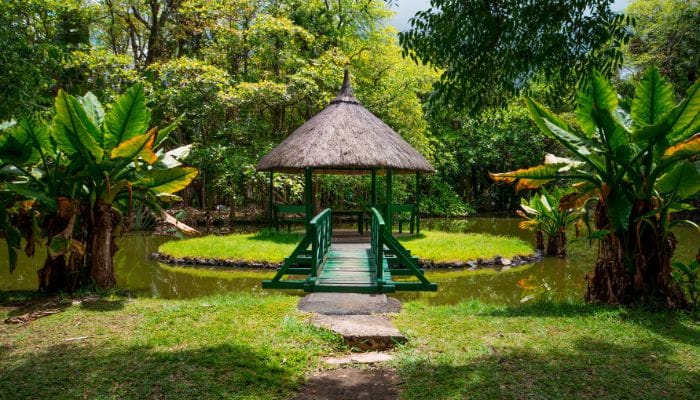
[158,230,302,263]
[157,230,534,264]
[1,292,697,399]
[398,231,533,263]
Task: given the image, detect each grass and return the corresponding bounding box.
[398,231,533,263]
[158,230,302,263]
[0,292,342,400]
[158,230,533,265]
[1,292,697,399]
[393,301,700,400]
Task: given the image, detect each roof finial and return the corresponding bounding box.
[340,67,353,96]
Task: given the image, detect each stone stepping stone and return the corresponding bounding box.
[324,352,394,365]
[311,314,406,351]
[298,293,401,315]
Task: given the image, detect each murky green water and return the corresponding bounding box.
[1,218,697,305]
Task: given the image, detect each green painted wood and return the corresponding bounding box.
[304,167,313,228]
[268,171,274,228]
[263,206,437,294]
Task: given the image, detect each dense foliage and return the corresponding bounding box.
[0,85,197,290]
[0,0,695,232]
[399,0,633,111]
[492,68,700,307]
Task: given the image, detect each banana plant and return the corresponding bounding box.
[0,84,198,290]
[517,188,581,256]
[491,67,700,307]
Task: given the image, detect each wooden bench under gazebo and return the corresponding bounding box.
[257,70,437,293]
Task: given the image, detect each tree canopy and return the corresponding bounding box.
[399,0,633,111]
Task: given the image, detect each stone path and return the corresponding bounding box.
[293,293,404,399]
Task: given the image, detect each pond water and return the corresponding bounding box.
[1,218,697,305]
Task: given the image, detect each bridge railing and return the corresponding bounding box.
[370,207,385,282]
[309,208,332,278]
[370,206,437,292]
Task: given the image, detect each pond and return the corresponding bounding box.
[1,218,697,305]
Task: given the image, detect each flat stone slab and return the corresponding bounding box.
[324,352,394,365]
[298,293,401,315]
[311,314,406,351]
[290,368,400,400]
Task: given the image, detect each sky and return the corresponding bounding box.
[388,0,632,31]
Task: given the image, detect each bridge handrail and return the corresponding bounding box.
[310,208,332,278]
[370,207,385,281]
[370,207,432,287]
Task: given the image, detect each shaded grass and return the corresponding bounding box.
[158,230,302,263]
[392,300,700,400]
[399,231,534,263]
[1,292,698,399]
[0,292,342,400]
[158,230,533,265]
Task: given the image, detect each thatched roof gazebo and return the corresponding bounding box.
[257,69,434,231]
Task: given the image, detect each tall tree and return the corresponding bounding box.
[625,0,700,95]
[399,0,632,112]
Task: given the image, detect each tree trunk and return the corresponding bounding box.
[535,230,545,253]
[37,203,82,292]
[585,200,687,308]
[546,229,567,256]
[90,199,117,289]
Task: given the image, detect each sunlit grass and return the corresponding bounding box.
[398,231,534,263]
[158,230,302,263]
[392,300,700,400]
[159,230,534,265]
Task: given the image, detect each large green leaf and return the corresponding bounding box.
[525,98,600,170]
[605,189,632,231]
[576,72,619,137]
[3,183,56,211]
[137,167,198,194]
[104,84,151,150]
[54,90,104,161]
[20,118,53,159]
[81,92,106,128]
[490,164,564,191]
[110,128,158,164]
[597,109,631,152]
[154,115,183,148]
[663,133,700,162]
[631,67,674,128]
[0,125,37,166]
[666,80,700,143]
[656,161,700,200]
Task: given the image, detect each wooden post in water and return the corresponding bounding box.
[385,168,393,233]
[304,167,313,230]
[268,171,274,228]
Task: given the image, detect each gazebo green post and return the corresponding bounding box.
[370,169,377,206]
[268,171,274,228]
[385,168,393,233]
[304,167,313,230]
[415,172,421,234]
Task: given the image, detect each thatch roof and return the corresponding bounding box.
[256,70,435,174]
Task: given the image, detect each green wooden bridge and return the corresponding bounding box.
[262,207,437,293]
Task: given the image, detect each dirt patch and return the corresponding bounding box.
[291,368,400,400]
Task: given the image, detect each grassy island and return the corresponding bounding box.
[156,230,534,265]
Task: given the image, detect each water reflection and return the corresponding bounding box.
[1,218,697,306]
